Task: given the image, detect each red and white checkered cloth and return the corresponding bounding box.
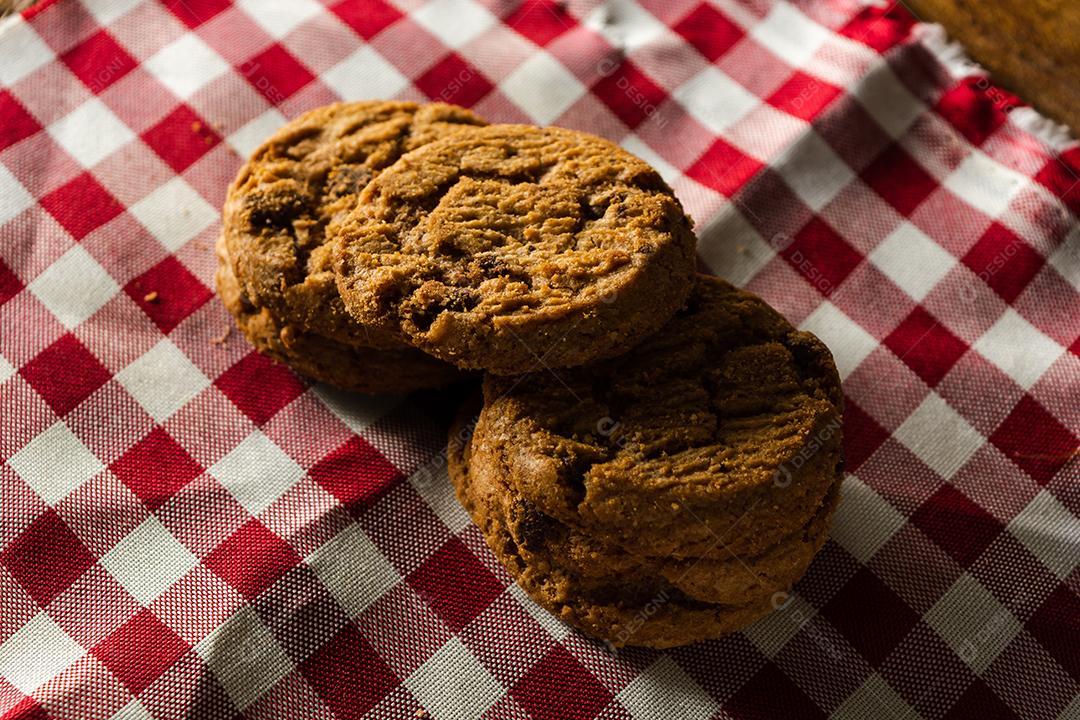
[1,0,1078,717]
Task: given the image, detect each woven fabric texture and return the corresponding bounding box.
[0,0,1078,718]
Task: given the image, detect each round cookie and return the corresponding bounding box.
[449,403,809,648]
[333,124,698,374]
[216,236,464,393]
[476,274,844,560]
[223,100,487,347]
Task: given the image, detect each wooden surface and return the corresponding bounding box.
[0,0,1076,136]
[903,0,1079,135]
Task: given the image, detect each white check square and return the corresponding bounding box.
[869,222,957,301]
[412,0,497,49]
[211,430,304,517]
[894,393,984,479]
[237,0,323,39]
[100,516,198,605]
[144,34,230,100]
[0,163,35,226]
[0,18,56,86]
[9,421,104,505]
[322,46,410,102]
[226,108,287,158]
[307,524,399,617]
[129,177,217,253]
[195,606,294,710]
[1008,490,1080,580]
[48,98,136,169]
[584,0,671,53]
[0,612,84,694]
[799,301,878,379]
[29,245,119,330]
[405,638,502,720]
[944,151,1029,220]
[775,130,855,212]
[696,204,774,287]
[833,674,916,720]
[619,657,718,720]
[973,309,1064,390]
[500,52,586,126]
[852,64,924,139]
[751,3,832,67]
[925,573,1020,674]
[80,0,142,25]
[116,339,210,423]
[830,476,905,563]
[674,66,759,134]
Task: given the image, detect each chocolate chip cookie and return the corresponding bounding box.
[222,100,487,348]
[333,124,698,374]
[475,274,844,561]
[216,236,463,393]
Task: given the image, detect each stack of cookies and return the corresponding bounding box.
[217,101,844,648]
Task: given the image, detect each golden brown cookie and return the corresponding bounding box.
[449,400,837,648]
[222,100,486,347]
[475,274,844,561]
[333,124,698,374]
[215,236,464,393]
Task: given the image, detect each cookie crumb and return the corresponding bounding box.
[210,326,232,345]
[414,710,428,718]
[144,291,159,303]
[191,120,202,132]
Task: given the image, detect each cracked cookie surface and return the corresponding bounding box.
[449,399,834,647]
[333,124,697,374]
[222,100,486,347]
[477,275,845,560]
[216,236,464,393]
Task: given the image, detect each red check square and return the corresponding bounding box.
[92,609,189,694]
[300,624,399,720]
[911,484,1003,567]
[935,78,1012,147]
[782,217,864,294]
[309,436,403,514]
[214,351,307,426]
[1026,585,1080,682]
[160,0,231,29]
[407,537,503,633]
[20,333,111,416]
[1,509,96,606]
[821,568,920,666]
[240,45,316,105]
[962,223,1044,304]
[687,137,764,196]
[0,91,42,151]
[111,427,203,511]
[40,173,125,241]
[123,256,213,334]
[61,30,138,93]
[766,71,842,121]
[330,0,404,40]
[503,0,576,47]
[415,54,494,108]
[990,396,1078,485]
[0,258,23,307]
[512,644,614,720]
[673,4,745,62]
[726,662,825,720]
[141,105,222,174]
[861,144,938,216]
[204,519,301,600]
[884,307,969,387]
[591,60,667,130]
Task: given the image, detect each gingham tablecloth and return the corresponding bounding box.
[1,0,1078,718]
